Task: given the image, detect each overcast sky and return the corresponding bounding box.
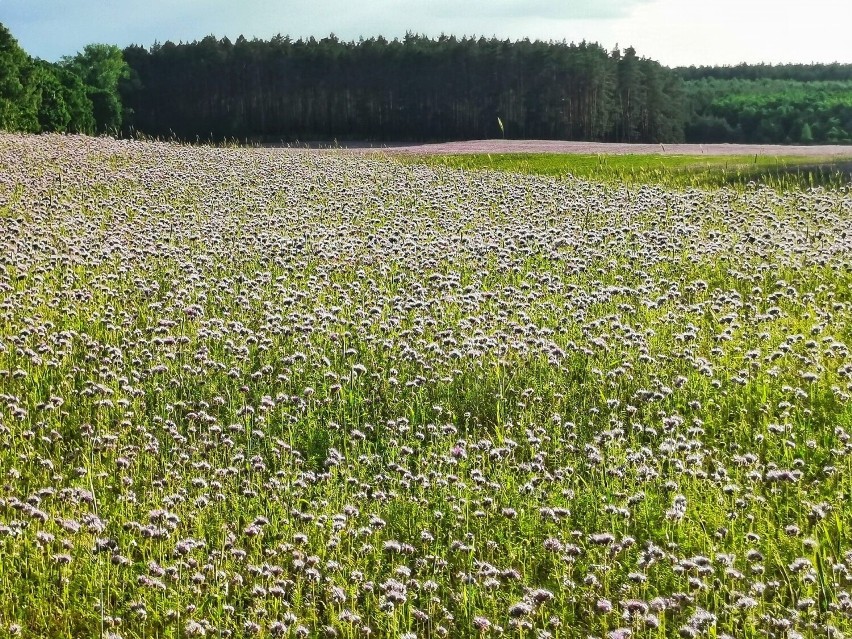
[3,0,851,67]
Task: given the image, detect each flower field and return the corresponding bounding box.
[1,134,851,639]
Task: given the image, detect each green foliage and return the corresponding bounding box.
[55,66,96,134]
[27,61,71,132]
[62,44,130,133]
[677,61,852,82]
[0,22,99,134]
[0,23,32,130]
[684,78,852,144]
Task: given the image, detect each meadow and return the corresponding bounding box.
[1,133,851,639]
[404,153,852,190]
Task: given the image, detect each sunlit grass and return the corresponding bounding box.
[402,152,852,190]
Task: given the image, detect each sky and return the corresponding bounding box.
[2,0,851,67]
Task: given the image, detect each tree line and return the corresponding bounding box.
[0,24,128,135]
[1,22,850,144]
[683,78,852,144]
[120,34,683,143]
[677,62,852,83]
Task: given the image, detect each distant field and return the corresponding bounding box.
[353,139,852,157]
[400,152,852,189]
[296,139,852,188]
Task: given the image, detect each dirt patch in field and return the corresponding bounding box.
[317,139,852,158]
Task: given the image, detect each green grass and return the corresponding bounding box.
[403,152,852,190]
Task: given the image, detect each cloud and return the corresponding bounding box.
[605,0,852,66]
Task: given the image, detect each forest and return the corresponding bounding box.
[682,77,852,144]
[2,22,851,144]
[120,34,683,143]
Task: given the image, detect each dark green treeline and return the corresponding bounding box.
[117,35,852,144]
[2,21,851,144]
[121,34,684,143]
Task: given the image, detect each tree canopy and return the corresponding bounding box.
[62,44,130,133]
[683,78,852,144]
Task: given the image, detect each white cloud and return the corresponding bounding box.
[605,0,852,65]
